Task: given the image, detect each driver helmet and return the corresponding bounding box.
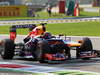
[33,25,46,36]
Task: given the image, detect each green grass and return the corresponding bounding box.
[80,11,100,16]
[36,11,68,19]
[0,11,99,20]
[0,25,29,35]
[53,71,100,75]
[0,69,100,75]
[0,22,100,36]
[0,68,43,75]
[46,22,100,36]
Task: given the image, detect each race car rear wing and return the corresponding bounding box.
[9,23,47,41]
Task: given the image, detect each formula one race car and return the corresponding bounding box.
[0,23,99,63]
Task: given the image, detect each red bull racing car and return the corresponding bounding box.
[0,23,99,63]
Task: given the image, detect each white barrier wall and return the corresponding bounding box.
[83,8,100,13]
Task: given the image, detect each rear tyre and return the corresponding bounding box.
[0,39,15,59]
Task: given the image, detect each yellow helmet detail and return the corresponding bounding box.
[33,26,46,35]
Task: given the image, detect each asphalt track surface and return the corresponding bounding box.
[0,35,100,74]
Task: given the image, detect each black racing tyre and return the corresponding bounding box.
[79,37,93,51]
[51,44,70,52]
[30,44,38,60]
[31,39,51,62]
[29,39,39,60]
[95,50,100,57]
[0,39,15,59]
[51,44,71,59]
[76,37,93,59]
[38,40,51,54]
[82,58,90,60]
[38,42,70,63]
[38,40,51,63]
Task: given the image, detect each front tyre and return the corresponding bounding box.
[79,37,93,51]
[0,39,15,59]
[77,37,93,59]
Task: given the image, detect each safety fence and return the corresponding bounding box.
[0,5,27,17]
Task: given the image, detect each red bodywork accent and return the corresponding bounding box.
[44,54,66,61]
[10,32,16,41]
[28,30,38,37]
[44,54,53,60]
[0,64,30,68]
